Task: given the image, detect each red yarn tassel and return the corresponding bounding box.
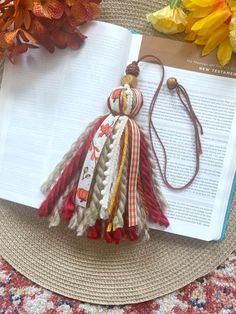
[87,226,99,240]
[87,220,102,240]
[126,227,138,241]
[137,176,148,215]
[104,231,113,244]
[124,201,138,241]
[139,131,169,227]
[38,115,108,217]
[113,228,124,245]
[61,183,77,221]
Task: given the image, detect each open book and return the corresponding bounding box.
[0,21,235,241]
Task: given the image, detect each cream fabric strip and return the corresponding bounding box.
[76,114,119,208]
[99,115,129,218]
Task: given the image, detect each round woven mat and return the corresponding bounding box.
[0,200,235,305]
[0,0,236,306]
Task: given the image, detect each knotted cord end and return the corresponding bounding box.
[121,61,140,88]
[125,61,140,77]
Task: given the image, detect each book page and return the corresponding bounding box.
[0,21,132,207]
[128,35,236,241]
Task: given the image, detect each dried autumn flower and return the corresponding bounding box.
[0,0,102,62]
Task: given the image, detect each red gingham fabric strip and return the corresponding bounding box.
[128,119,140,227]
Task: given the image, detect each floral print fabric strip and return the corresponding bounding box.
[0,252,236,313]
[76,114,118,208]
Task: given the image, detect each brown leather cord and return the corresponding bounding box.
[125,55,203,191]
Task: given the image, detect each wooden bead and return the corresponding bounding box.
[121,74,137,88]
[167,77,177,90]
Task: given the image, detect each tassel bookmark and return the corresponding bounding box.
[38,55,203,244]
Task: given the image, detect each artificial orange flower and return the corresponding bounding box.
[4,28,35,45]
[0,0,102,62]
[0,27,37,62]
[14,0,32,29]
[69,0,101,24]
[32,0,64,19]
[7,42,37,62]
[183,0,234,65]
[29,18,55,52]
[51,27,87,49]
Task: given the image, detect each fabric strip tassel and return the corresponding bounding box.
[38,115,108,218]
[38,84,169,244]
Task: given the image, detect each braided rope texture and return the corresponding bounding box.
[41,116,104,195]
[78,127,114,236]
[38,116,107,217]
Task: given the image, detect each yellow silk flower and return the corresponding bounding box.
[230,14,236,52]
[147,1,236,66]
[183,0,236,66]
[146,6,187,34]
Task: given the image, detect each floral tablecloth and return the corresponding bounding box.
[0,252,236,314]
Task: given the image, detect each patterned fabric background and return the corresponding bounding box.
[0,252,236,314]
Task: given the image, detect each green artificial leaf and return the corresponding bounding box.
[168,0,182,8]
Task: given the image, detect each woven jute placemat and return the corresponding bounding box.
[0,0,235,305]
